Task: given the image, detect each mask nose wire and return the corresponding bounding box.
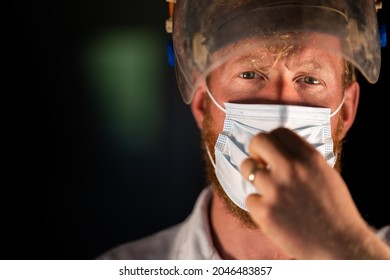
[206,85,226,113]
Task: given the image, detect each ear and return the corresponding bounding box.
[339,81,360,139]
[191,81,207,129]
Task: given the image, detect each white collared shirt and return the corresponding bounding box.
[98,186,390,260]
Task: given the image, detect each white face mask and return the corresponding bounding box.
[205,87,345,211]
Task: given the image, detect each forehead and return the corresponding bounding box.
[209,32,344,71]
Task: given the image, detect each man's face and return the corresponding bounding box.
[200,33,347,228]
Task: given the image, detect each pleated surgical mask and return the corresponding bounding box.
[205,86,345,211]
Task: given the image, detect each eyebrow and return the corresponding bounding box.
[226,55,274,72]
[225,51,338,76]
[289,52,338,75]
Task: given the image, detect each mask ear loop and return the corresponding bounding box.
[330,94,346,118]
[327,94,346,167]
[206,85,226,113]
[205,144,216,169]
[204,84,222,170]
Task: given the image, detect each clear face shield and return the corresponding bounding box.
[172,0,381,104]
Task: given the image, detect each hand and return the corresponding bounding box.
[240,127,390,259]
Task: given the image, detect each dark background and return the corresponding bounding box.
[6,1,389,259]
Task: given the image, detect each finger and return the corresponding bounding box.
[241,157,271,192]
[248,127,314,170]
[248,131,283,171]
[267,127,317,162]
[246,193,265,226]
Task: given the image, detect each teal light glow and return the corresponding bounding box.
[84,29,166,153]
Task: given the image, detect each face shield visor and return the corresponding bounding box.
[172,0,381,104]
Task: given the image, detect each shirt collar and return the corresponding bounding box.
[173,186,222,259]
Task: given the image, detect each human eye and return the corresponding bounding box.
[295,75,325,89]
[239,71,258,79]
[303,76,321,85]
[294,74,327,99]
[231,69,268,94]
[239,71,268,81]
